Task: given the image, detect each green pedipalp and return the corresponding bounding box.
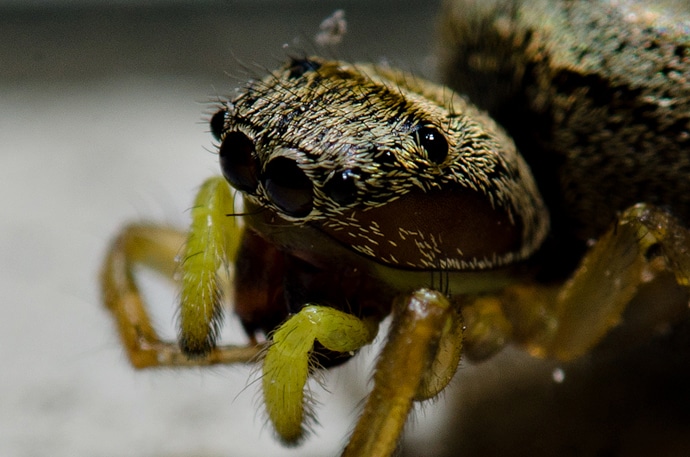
[178,176,238,356]
[262,305,378,443]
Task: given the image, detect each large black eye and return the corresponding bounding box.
[324,169,358,205]
[210,109,227,141]
[415,126,448,164]
[219,131,259,192]
[262,157,314,217]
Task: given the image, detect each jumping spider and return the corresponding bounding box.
[101,1,690,455]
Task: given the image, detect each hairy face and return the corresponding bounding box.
[212,57,548,270]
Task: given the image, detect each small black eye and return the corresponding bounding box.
[324,169,358,205]
[288,58,322,79]
[415,126,448,164]
[210,109,227,141]
[219,131,259,192]
[368,146,396,167]
[262,157,314,217]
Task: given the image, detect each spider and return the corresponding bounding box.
[101,1,690,456]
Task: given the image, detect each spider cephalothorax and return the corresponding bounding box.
[213,57,548,271]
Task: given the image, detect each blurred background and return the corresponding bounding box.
[4,1,690,457]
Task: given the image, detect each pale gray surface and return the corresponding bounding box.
[0,2,447,456]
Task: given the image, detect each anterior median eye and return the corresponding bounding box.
[219,131,259,192]
[262,157,314,217]
[415,126,448,164]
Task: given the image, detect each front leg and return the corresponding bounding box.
[260,289,463,455]
[508,204,690,360]
[343,289,464,457]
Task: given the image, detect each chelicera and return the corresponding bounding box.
[101,1,690,455]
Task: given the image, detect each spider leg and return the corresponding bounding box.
[342,289,463,457]
[503,203,690,360]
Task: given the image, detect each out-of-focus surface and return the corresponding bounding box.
[0,1,442,84]
[0,2,442,456]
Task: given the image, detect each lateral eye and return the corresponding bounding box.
[324,169,358,205]
[210,108,227,141]
[262,157,314,217]
[415,126,448,164]
[219,131,259,192]
[288,58,322,79]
